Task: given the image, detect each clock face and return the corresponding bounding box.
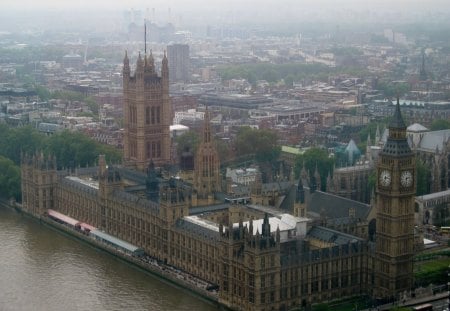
[379,170,391,187]
[401,170,413,187]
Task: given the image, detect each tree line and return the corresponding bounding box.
[0,124,122,201]
[217,62,368,86]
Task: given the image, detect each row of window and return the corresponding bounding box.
[145,106,161,125]
[129,106,162,125]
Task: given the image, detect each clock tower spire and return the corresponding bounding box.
[374,98,416,299]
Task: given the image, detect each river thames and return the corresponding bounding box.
[0,206,219,311]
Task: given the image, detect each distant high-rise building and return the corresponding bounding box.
[167,44,189,83]
[122,51,171,171]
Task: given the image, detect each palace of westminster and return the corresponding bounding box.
[21,51,418,311]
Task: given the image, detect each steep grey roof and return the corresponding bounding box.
[307,226,364,245]
[382,137,412,156]
[190,203,230,215]
[417,129,450,152]
[305,188,372,220]
[175,217,220,240]
[416,189,450,202]
[228,184,251,196]
[111,190,160,214]
[118,167,147,184]
[262,181,292,193]
[407,123,428,132]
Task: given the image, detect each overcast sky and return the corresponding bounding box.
[2,0,449,11]
[0,0,448,33]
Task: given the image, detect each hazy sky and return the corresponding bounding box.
[0,0,448,33]
[2,0,449,11]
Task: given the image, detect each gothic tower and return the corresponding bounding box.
[21,152,57,216]
[122,50,171,171]
[193,108,221,204]
[97,154,123,229]
[374,99,416,299]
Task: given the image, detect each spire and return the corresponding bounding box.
[123,50,130,71]
[202,107,211,144]
[136,52,144,76]
[300,160,308,183]
[375,124,381,144]
[162,49,168,77]
[296,179,305,203]
[326,171,333,192]
[389,97,406,129]
[314,162,321,190]
[144,21,147,55]
[289,167,295,182]
[419,49,427,81]
[149,50,154,65]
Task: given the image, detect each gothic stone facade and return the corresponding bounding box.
[122,52,171,171]
[20,106,415,311]
[21,156,372,310]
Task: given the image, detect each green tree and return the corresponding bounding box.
[235,127,281,163]
[176,131,200,157]
[0,156,21,201]
[284,74,295,88]
[368,171,376,193]
[98,144,122,164]
[416,158,430,196]
[35,85,52,101]
[430,119,450,131]
[85,97,99,115]
[46,130,121,169]
[217,62,368,85]
[377,81,410,98]
[215,137,233,165]
[0,126,47,165]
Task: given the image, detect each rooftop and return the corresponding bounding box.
[307,226,364,246]
[65,176,99,190]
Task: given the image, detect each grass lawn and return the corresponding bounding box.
[415,258,450,286]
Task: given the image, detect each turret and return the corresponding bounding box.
[144,50,155,74]
[300,160,309,185]
[162,50,169,89]
[366,133,372,163]
[326,171,333,192]
[261,213,270,238]
[314,163,321,191]
[136,52,144,80]
[375,124,381,145]
[21,152,57,215]
[123,51,130,84]
[98,154,107,179]
[203,107,211,144]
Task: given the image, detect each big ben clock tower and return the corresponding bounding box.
[375,99,416,299]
